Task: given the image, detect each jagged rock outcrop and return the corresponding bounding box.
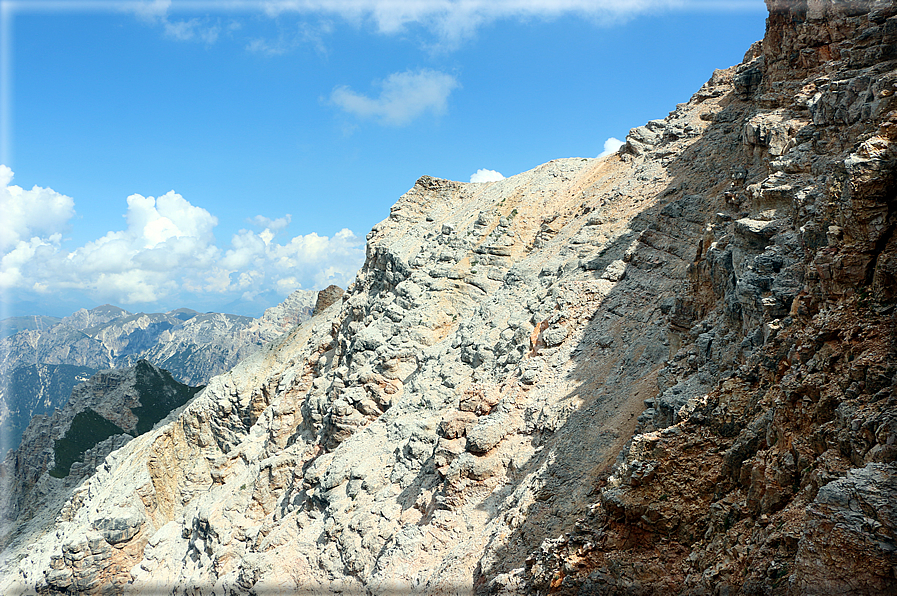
[0,290,317,454]
[0,364,97,458]
[0,2,894,594]
[0,361,203,554]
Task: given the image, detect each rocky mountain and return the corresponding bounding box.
[0,290,317,454]
[0,361,203,555]
[0,1,895,594]
[0,364,97,461]
[0,291,317,385]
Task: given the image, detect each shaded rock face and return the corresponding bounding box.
[523,2,897,594]
[0,2,895,595]
[0,364,97,457]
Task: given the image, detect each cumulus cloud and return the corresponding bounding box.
[470,168,504,183]
[330,69,459,126]
[0,165,75,251]
[218,226,362,298]
[598,137,625,157]
[0,167,365,309]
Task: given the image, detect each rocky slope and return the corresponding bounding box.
[523,2,897,593]
[0,1,895,594]
[0,290,316,454]
[0,361,203,553]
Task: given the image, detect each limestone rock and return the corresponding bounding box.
[2,2,896,595]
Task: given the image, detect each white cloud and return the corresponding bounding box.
[470,168,504,183]
[0,235,62,290]
[219,226,363,298]
[598,137,625,157]
[246,36,290,55]
[0,167,365,308]
[251,214,292,231]
[330,69,460,126]
[164,18,221,44]
[247,20,334,55]
[128,0,172,23]
[123,1,222,44]
[258,0,723,47]
[0,165,75,251]
[119,1,764,52]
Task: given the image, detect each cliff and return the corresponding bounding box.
[0,2,894,594]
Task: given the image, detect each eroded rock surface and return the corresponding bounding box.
[0,1,895,594]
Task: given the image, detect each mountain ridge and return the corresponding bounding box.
[1,2,895,594]
[0,290,318,454]
[0,360,203,559]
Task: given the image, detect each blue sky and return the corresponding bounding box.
[0,0,766,317]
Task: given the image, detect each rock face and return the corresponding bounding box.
[313,284,346,317]
[0,290,317,453]
[0,361,203,554]
[1,2,895,594]
[0,364,97,457]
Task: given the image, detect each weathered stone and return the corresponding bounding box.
[92,506,145,544]
[601,259,627,282]
[312,284,345,317]
[4,4,897,596]
[438,411,479,440]
[465,415,511,454]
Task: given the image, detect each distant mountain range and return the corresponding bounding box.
[0,289,318,454]
[0,360,203,547]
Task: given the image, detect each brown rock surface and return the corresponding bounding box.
[312,284,345,317]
